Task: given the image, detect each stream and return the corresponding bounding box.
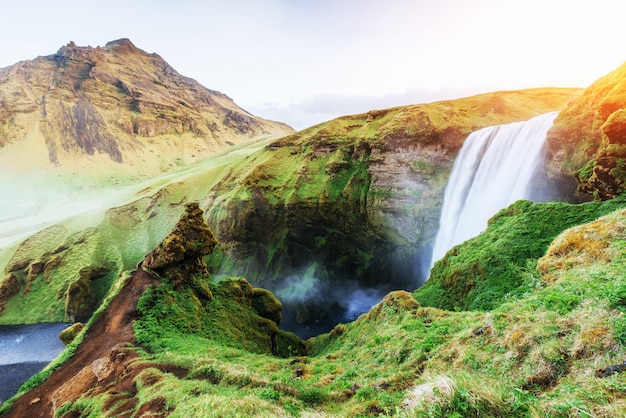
[0,323,68,403]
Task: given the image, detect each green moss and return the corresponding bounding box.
[410,159,444,176]
[610,158,626,184]
[417,194,626,311]
[16,207,626,416]
[134,275,305,357]
[574,158,596,182]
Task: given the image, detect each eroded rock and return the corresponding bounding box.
[143,202,217,285]
[64,266,109,322]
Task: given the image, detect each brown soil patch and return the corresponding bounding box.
[1,268,160,418]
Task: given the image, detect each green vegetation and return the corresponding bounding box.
[4,197,626,416]
[417,194,626,311]
[0,271,131,412]
[574,158,596,182]
[134,276,304,357]
[2,87,605,416]
[0,88,581,327]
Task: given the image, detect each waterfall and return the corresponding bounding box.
[430,112,558,269]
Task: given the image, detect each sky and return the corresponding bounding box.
[2,0,626,130]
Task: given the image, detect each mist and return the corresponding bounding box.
[259,263,395,339]
[0,173,146,249]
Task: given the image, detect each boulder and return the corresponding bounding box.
[59,322,85,345]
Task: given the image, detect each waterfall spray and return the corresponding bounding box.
[430,112,558,270]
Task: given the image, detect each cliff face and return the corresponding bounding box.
[546,60,626,200]
[0,39,293,182]
[0,88,581,333]
[201,88,581,328]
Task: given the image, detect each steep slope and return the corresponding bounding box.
[417,194,626,311]
[0,38,293,184]
[546,60,626,200]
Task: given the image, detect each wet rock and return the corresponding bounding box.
[251,288,283,325]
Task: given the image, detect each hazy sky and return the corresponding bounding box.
[2,0,625,129]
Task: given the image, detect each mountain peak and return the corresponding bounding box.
[54,38,143,62]
[104,38,137,49]
[0,39,293,183]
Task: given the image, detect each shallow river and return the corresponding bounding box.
[0,323,68,402]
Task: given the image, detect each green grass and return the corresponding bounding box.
[9,204,626,416]
[417,194,626,311]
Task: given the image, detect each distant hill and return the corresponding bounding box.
[0,39,293,184]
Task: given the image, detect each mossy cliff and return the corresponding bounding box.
[4,200,626,416]
[201,88,581,327]
[546,60,626,200]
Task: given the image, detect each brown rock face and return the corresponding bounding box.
[546,60,626,200]
[0,38,293,182]
[0,273,20,314]
[143,201,217,284]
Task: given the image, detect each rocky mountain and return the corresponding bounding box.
[0,39,293,183]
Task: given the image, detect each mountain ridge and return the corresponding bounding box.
[0,38,293,184]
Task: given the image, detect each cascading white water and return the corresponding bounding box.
[430,111,558,269]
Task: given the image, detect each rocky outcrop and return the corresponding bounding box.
[64,266,109,322]
[0,38,293,182]
[546,60,626,200]
[0,273,20,315]
[1,199,302,417]
[143,201,217,286]
[58,322,84,345]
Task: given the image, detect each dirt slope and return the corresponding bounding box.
[2,268,160,417]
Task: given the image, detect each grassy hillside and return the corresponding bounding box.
[417,194,626,311]
[4,199,626,416]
